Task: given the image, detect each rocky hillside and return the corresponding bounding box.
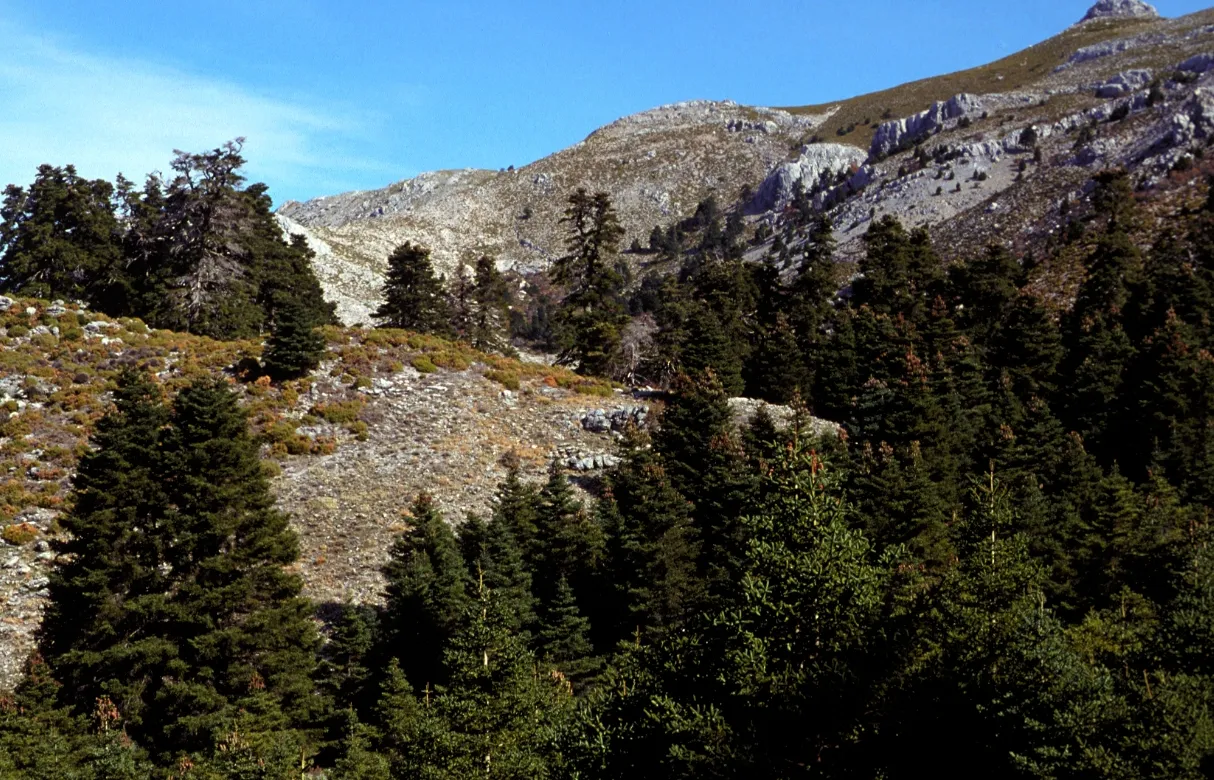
[278,102,830,324]
[0,295,831,687]
[280,1,1214,324]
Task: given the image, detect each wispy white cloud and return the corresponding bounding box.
[0,20,399,203]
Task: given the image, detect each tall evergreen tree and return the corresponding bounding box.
[530,465,604,610]
[598,428,703,645]
[375,242,454,334]
[41,374,323,761]
[39,370,171,732]
[154,378,324,757]
[262,297,327,380]
[469,255,512,353]
[381,493,470,693]
[553,188,628,376]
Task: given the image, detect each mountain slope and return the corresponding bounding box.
[278,102,830,324]
[280,4,1214,325]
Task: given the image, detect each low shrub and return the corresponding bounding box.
[412,356,438,374]
[2,523,37,546]
[310,400,365,425]
[485,370,520,391]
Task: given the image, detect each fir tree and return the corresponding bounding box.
[426,581,572,778]
[492,453,541,555]
[382,493,470,693]
[0,164,124,307]
[531,465,604,610]
[461,514,536,634]
[536,576,598,684]
[599,428,703,644]
[375,242,454,334]
[42,374,323,760]
[154,377,324,757]
[469,255,512,353]
[553,188,628,376]
[39,370,172,735]
[261,297,327,380]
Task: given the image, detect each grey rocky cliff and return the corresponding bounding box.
[868,94,983,159]
[751,143,867,211]
[1080,0,1159,24]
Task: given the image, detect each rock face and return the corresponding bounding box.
[869,94,983,159]
[751,143,867,211]
[1093,69,1153,97]
[1081,0,1159,23]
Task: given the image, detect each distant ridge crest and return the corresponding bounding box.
[1080,0,1160,24]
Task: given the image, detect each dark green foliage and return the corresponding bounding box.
[392,583,573,779]
[530,465,604,611]
[461,512,536,633]
[375,242,454,334]
[553,188,629,376]
[37,374,322,763]
[382,493,470,693]
[536,576,598,683]
[16,154,1214,778]
[598,428,703,644]
[261,297,327,380]
[468,255,513,352]
[0,164,124,307]
[2,142,334,335]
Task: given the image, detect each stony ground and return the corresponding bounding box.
[0,304,644,689]
[273,364,645,610]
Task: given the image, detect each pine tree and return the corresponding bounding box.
[948,244,1024,346]
[262,297,327,380]
[375,242,454,334]
[382,493,470,693]
[370,659,440,779]
[245,185,336,330]
[148,140,266,338]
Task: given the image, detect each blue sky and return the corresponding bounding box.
[0,0,1209,204]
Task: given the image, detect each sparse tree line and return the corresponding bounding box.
[4,140,1214,776]
[0,140,335,348]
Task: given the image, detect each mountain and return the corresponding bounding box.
[277,102,828,323]
[280,2,1214,324]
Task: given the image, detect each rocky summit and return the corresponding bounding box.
[1081,0,1160,23]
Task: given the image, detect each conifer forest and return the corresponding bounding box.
[4,131,1214,779]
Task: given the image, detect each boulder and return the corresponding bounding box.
[751,143,867,212]
[727,397,841,439]
[1093,69,1153,98]
[1178,53,1214,74]
[1079,0,1158,23]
